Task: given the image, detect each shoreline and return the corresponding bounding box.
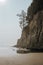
[13,45,43,53]
[0,53,43,65]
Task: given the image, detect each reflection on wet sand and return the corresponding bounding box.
[0,53,43,65]
[0,47,43,65]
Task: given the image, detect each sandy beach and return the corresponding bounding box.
[0,53,43,65]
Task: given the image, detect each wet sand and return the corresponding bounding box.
[0,53,43,65]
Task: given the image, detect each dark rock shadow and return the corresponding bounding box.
[16,48,43,54]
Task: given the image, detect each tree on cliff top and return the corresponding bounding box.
[17,10,28,29]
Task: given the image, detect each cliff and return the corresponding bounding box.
[16,0,43,49]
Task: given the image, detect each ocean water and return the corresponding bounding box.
[0,46,17,57]
[0,46,43,65]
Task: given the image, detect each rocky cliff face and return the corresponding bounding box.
[17,11,43,48]
[16,0,43,49]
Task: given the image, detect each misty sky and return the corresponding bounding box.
[0,0,32,47]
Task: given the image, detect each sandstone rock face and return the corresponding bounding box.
[16,0,43,49]
[17,11,43,49]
